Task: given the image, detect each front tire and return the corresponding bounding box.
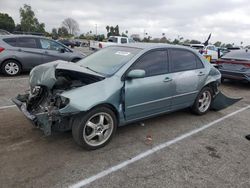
[72,106,117,150]
[192,87,213,115]
[1,60,21,76]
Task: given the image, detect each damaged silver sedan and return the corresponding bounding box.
[13,44,221,150]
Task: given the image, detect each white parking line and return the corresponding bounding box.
[0,77,28,82]
[70,105,250,188]
[0,105,16,110]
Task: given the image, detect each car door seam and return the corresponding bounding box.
[127,90,198,109]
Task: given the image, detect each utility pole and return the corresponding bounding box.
[95,24,97,36]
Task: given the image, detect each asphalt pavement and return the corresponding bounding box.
[0,49,249,187]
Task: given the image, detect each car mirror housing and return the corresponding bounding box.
[127,69,146,79]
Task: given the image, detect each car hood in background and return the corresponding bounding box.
[29,60,104,89]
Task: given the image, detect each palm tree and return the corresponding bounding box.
[106,25,110,33]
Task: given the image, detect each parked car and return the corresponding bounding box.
[0,29,11,35]
[58,39,75,48]
[89,36,135,50]
[200,45,219,62]
[216,49,250,82]
[12,44,221,150]
[0,35,85,76]
[73,40,81,47]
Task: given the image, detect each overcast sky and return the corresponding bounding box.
[0,0,249,45]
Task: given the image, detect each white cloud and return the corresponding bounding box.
[0,0,250,45]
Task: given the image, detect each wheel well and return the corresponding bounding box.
[205,81,219,96]
[90,103,120,123]
[1,58,22,70]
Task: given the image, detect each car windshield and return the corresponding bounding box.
[221,50,250,61]
[77,46,142,76]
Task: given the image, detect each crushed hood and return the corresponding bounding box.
[29,60,104,89]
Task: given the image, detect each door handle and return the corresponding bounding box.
[198,72,205,76]
[163,77,172,82]
[18,48,22,52]
[44,51,49,54]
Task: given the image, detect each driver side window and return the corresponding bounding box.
[40,39,64,51]
[131,50,168,77]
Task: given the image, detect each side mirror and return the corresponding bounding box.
[60,48,65,53]
[127,69,145,79]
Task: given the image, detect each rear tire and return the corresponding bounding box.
[192,87,213,115]
[72,106,117,150]
[1,60,21,76]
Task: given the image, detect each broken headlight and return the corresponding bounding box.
[31,85,41,96]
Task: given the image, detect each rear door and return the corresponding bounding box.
[124,49,174,121]
[38,38,72,63]
[169,48,206,110]
[16,37,43,69]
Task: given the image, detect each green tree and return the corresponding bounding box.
[106,25,110,33]
[51,28,58,39]
[214,41,222,47]
[121,32,128,37]
[58,26,69,37]
[225,43,233,48]
[19,4,45,33]
[183,39,190,44]
[62,18,79,35]
[160,37,170,43]
[172,39,180,44]
[0,13,15,32]
[189,39,201,44]
[114,25,119,36]
[79,33,85,39]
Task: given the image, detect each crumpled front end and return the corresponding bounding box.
[12,86,73,135]
[12,61,105,135]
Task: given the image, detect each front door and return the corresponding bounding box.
[124,49,174,121]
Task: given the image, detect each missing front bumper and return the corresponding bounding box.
[12,97,53,136]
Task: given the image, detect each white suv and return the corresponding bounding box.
[201,45,219,62]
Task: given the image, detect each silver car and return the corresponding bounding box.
[13,44,221,150]
[0,35,85,76]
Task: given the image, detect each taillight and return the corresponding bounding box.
[99,43,102,48]
[0,47,5,53]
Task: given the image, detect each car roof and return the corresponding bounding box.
[116,43,193,51]
[0,34,47,39]
[222,49,250,61]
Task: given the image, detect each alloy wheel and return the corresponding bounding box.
[83,112,114,147]
[198,90,212,113]
[4,62,20,75]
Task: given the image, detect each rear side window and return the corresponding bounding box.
[108,37,118,43]
[3,38,17,46]
[17,37,38,48]
[170,49,203,72]
[132,50,168,77]
[121,38,127,44]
